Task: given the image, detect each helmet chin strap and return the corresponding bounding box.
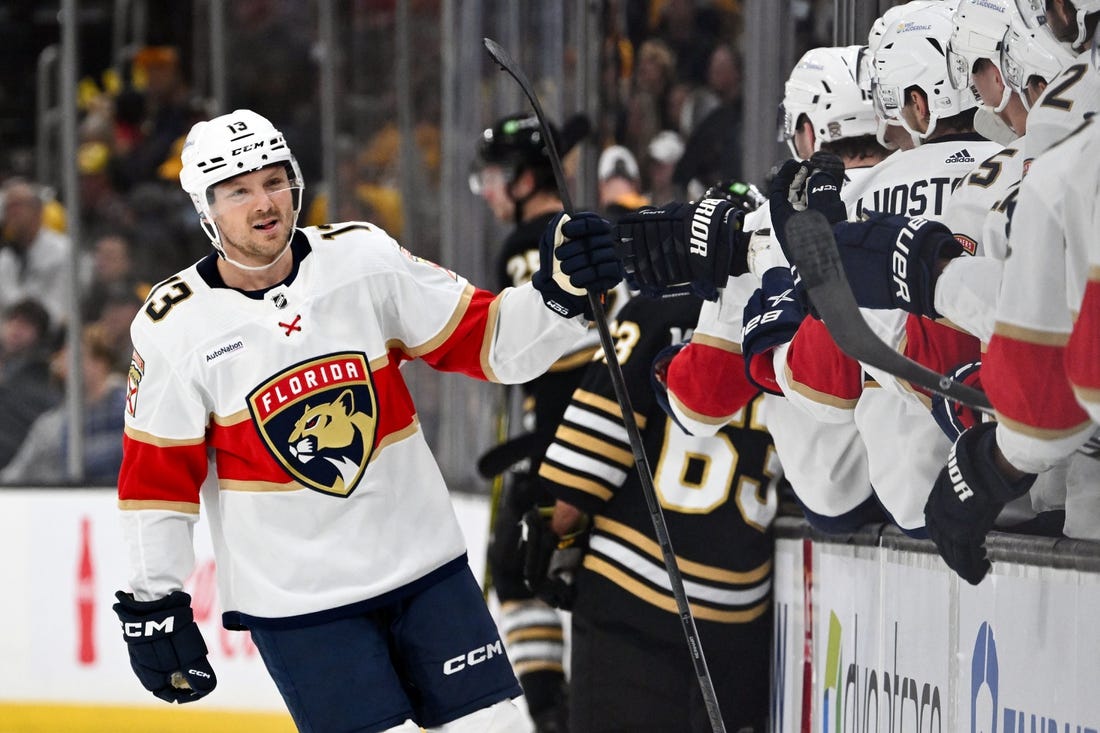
[217,238,293,272]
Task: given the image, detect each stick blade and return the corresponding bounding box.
[784,210,993,413]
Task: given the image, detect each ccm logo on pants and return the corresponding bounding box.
[443,640,504,675]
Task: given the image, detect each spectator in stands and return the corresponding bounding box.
[645,130,686,205]
[0,298,60,471]
[0,324,126,485]
[596,145,649,222]
[92,285,145,375]
[113,46,199,192]
[81,233,148,322]
[0,178,73,326]
[620,39,678,165]
[77,141,134,242]
[674,42,744,198]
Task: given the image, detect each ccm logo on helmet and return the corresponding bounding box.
[443,640,504,675]
[123,617,175,638]
[233,141,266,156]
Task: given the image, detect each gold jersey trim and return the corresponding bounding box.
[584,555,771,623]
[386,283,478,358]
[123,426,205,447]
[594,515,772,585]
[554,425,633,467]
[992,321,1069,347]
[784,362,859,410]
[538,463,613,500]
[994,412,1093,440]
[118,499,200,514]
[574,389,647,429]
[691,332,742,354]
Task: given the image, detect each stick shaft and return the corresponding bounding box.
[483,37,727,733]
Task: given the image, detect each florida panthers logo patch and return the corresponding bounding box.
[248,352,378,497]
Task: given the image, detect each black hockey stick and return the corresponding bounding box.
[783,209,993,413]
[484,38,728,733]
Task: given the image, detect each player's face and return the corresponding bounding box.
[475,164,515,223]
[971,58,1007,109]
[210,165,296,265]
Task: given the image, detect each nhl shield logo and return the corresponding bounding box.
[248,352,378,497]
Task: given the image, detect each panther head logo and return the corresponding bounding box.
[287,388,376,494]
[249,353,378,497]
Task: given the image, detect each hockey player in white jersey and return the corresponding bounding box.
[110,109,623,733]
[1015,0,1100,161]
[865,0,940,151]
[617,43,892,533]
[761,3,1000,536]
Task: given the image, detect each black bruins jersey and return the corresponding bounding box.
[538,292,779,643]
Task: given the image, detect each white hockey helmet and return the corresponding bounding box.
[179,109,304,252]
[779,45,877,157]
[866,1,941,149]
[873,3,978,143]
[1001,14,1077,108]
[947,0,1015,112]
[1070,0,1100,48]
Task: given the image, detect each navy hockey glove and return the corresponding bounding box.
[924,423,1037,585]
[767,159,810,258]
[113,590,217,703]
[741,266,806,395]
[803,153,847,226]
[831,213,962,318]
[533,212,623,319]
[930,361,984,442]
[650,341,694,434]
[615,198,746,300]
[769,153,847,256]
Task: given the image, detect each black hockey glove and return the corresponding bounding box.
[520,506,588,610]
[741,266,807,395]
[924,422,1037,585]
[615,198,746,300]
[533,212,623,320]
[113,590,217,703]
[930,361,984,442]
[831,212,962,318]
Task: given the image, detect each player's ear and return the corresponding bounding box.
[906,88,930,123]
[508,168,535,200]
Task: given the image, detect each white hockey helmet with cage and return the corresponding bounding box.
[779,45,877,157]
[1001,14,1077,108]
[179,109,304,253]
[873,2,978,144]
[947,0,1015,112]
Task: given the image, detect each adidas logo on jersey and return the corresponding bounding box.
[945,149,976,165]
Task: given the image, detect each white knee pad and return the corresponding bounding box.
[428,699,533,733]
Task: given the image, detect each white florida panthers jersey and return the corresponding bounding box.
[119,222,587,627]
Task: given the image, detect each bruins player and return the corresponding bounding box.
[470,111,602,732]
[537,292,778,733]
